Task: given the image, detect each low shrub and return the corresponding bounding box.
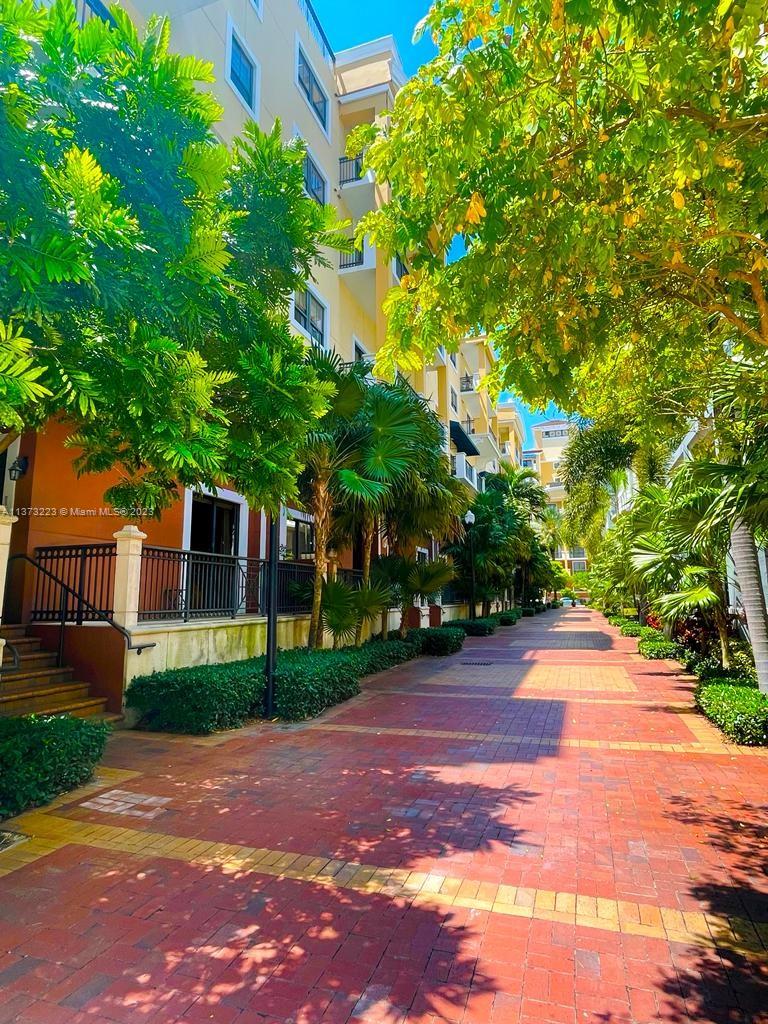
[637,638,681,660]
[0,715,110,820]
[619,622,643,637]
[271,650,361,720]
[607,615,629,627]
[695,679,768,746]
[126,660,265,734]
[639,625,664,642]
[408,627,464,656]
[521,607,535,617]
[442,617,497,636]
[496,612,518,626]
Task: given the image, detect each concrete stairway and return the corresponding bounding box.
[0,624,116,721]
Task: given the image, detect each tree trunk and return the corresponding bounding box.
[308,478,330,650]
[355,513,375,647]
[730,517,768,693]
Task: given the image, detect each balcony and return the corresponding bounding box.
[427,344,447,369]
[339,154,376,220]
[297,0,335,65]
[459,372,485,414]
[450,452,479,491]
[339,238,376,320]
[467,420,501,464]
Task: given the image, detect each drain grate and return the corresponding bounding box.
[0,829,28,853]
[460,660,494,666]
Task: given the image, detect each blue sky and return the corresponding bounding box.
[310,0,435,75]
[312,0,564,447]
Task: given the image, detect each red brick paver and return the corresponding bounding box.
[1,607,767,1024]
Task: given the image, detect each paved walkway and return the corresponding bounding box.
[1,607,766,1024]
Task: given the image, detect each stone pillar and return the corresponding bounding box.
[112,525,146,629]
[0,505,18,626]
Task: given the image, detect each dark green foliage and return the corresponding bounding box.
[496,612,518,626]
[695,680,768,746]
[442,618,497,636]
[637,638,681,660]
[607,615,629,627]
[411,627,465,655]
[126,661,264,734]
[0,715,109,819]
[522,607,535,617]
[271,650,361,721]
[619,621,643,637]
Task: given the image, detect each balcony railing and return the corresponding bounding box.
[76,0,116,26]
[31,544,116,622]
[340,248,365,270]
[340,154,365,185]
[460,373,480,393]
[297,0,335,64]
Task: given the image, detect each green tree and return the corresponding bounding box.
[1,1,344,513]
[538,505,565,558]
[354,0,768,412]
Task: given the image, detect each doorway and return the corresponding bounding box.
[188,495,240,615]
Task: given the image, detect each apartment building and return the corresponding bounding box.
[523,419,588,574]
[0,0,517,713]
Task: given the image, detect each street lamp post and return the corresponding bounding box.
[264,509,280,718]
[464,509,476,620]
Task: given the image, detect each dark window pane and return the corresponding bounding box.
[230,36,254,107]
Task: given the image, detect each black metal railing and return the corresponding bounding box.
[32,544,116,622]
[7,553,155,667]
[76,0,116,26]
[337,567,364,587]
[340,248,364,270]
[340,154,364,185]
[460,374,476,393]
[138,549,317,622]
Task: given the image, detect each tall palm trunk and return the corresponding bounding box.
[308,477,331,650]
[730,517,768,693]
[355,513,375,647]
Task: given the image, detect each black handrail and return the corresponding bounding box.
[0,640,20,678]
[7,553,156,666]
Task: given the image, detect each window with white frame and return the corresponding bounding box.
[227,27,258,113]
[249,0,263,17]
[450,351,457,368]
[450,387,458,413]
[303,152,326,204]
[293,287,326,348]
[297,46,328,129]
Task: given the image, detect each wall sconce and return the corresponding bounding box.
[8,456,28,481]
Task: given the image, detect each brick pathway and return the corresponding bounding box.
[1,607,766,1024]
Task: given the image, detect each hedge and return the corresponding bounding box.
[607,615,628,627]
[441,617,497,636]
[411,627,465,656]
[496,612,519,626]
[521,607,535,617]
[619,621,643,637]
[639,625,664,642]
[695,679,768,746]
[126,630,465,733]
[0,715,110,820]
[637,638,681,660]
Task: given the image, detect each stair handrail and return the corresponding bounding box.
[0,638,20,677]
[6,553,156,666]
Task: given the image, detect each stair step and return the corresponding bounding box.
[0,624,29,640]
[0,665,75,687]
[1,636,42,654]
[3,650,57,669]
[0,684,92,716]
[30,698,108,720]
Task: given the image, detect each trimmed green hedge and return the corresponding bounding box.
[126,660,265,734]
[496,612,519,626]
[639,625,664,642]
[637,638,681,660]
[521,607,535,617]
[127,629,469,733]
[695,679,768,746]
[441,617,497,636]
[411,627,465,655]
[619,621,643,637]
[607,615,628,627]
[0,715,110,820]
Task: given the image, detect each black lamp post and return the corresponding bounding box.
[464,509,476,620]
[264,509,280,718]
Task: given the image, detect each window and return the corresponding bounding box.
[297,46,328,130]
[227,27,258,113]
[450,352,457,368]
[354,341,367,363]
[572,560,588,573]
[543,428,569,438]
[450,387,458,413]
[303,152,326,204]
[249,0,263,16]
[285,520,314,561]
[293,287,326,348]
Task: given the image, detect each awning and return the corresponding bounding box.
[450,420,480,457]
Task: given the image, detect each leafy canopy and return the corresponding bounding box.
[356,0,768,409]
[0,0,345,513]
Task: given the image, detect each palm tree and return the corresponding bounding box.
[485,464,548,520]
[298,353,419,648]
[629,482,733,668]
[539,506,565,558]
[371,555,455,638]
